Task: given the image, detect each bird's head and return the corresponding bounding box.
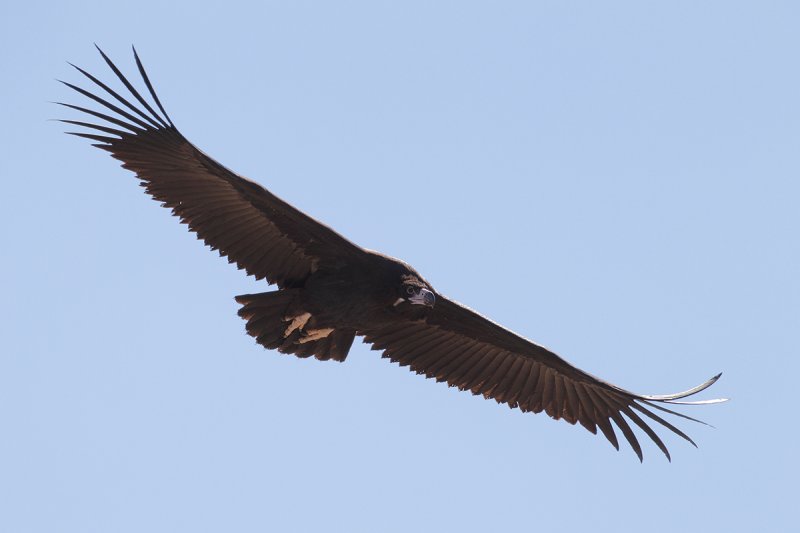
[395,279,436,308]
[372,252,436,309]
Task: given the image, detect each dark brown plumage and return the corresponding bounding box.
[59,46,726,461]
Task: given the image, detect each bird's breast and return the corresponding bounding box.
[301,266,399,329]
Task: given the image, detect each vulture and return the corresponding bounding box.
[59,46,726,461]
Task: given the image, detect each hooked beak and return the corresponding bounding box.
[409,288,436,308]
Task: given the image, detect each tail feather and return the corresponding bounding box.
[235,291,355,362]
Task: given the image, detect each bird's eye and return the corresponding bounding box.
[406,286,416,296]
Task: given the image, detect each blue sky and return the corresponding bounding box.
[2,1,798,531]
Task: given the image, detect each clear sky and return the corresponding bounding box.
[2,1,797,532]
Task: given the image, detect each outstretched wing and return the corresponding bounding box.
[58,46,366,288]
[362,295,726,461]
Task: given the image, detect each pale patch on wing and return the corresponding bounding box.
[298,328,335,343]
[284,312,311,336]
[393,298,404,307]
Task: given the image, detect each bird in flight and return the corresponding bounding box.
[59,46,726,461]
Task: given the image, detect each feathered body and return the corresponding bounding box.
[59,46,726,461]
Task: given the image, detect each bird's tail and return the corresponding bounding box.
[235,291,355,362]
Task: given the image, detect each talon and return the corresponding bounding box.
[298,328,335,343]
[284,312,311,336]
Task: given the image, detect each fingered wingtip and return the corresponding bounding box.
[666,397,729,405]
[641,371,725,402]
[94,43,112,61]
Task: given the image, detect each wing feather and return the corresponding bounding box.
[362,294,725,460]
[503,360,534,408]
[435,343,489,383]
[60,47,366,288]
[492,357,526,405]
